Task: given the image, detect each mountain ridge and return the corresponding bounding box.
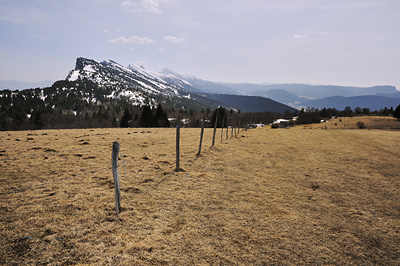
[303,95,400,111]
[62,57,295,113]
[1,57,398,113]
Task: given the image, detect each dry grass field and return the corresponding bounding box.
[306,115,400,130]
[1,116,400,265]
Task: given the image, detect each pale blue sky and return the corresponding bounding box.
[1,0,399,89]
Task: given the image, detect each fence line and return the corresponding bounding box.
[2,126,257,214]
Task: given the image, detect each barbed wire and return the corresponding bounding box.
[1,127,250,196]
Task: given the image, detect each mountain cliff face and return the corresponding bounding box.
[62,57,217,109]
[65,57,198,108]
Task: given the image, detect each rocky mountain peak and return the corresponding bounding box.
[75,57,99,71]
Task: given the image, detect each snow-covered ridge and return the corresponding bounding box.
[65,57,193,100]
[60,57,214,110]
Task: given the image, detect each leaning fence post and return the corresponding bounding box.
[112,141,121,215]
[175,125,180,171]
[197,115,205,156]
[211,115,218,147]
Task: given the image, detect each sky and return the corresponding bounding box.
[1,0,399,90]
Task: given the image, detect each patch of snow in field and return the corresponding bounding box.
[273,119,290,124]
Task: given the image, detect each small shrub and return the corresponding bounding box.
[271,123,279,129]
[356,121,366,129]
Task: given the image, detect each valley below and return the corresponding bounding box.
[1,116,400,265]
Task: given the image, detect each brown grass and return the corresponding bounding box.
[306,115,400,130]
[1,119,400,265]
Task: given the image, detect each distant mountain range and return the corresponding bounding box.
[201,94,297,113]
[0,79,53,90]
[1,57,399,112]
[303,95,400,111]
[218,83,399,110]
[62,57,295,113]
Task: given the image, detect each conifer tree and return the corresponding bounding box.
[211,107,227,128]
[154,103,170,127]
[120,107,132,128]
[393,104,400,121]
[139,105,154,127]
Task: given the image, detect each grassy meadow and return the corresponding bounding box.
[1,116,400,265]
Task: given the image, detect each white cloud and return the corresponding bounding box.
[108,35,155,44]
[164,35,186,43]
[293,32,328,39]
[121,0,176,14]
[158,48,167,53]
[293,33,308,39]
[103,29,122,33]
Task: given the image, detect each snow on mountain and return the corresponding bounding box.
[65,57,195,106]
[160,68,234,94]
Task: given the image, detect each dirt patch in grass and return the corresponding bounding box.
[1,123,399,265]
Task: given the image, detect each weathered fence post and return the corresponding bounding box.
[221,116,225,142]
[112,141,121,215]
[211,115,218,147]
[231,126,234,138]
[197,115,205,156]
[175,125,180,171]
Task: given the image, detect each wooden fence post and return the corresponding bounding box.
[231,126,233,138]
[197,115,205,156]
[211,115,218,147]
[221,116,225,142]
[112,141,121,215]
[175,125,180,171]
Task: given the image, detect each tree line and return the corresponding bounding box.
[1,82,399,131]
[293,105,400,126]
